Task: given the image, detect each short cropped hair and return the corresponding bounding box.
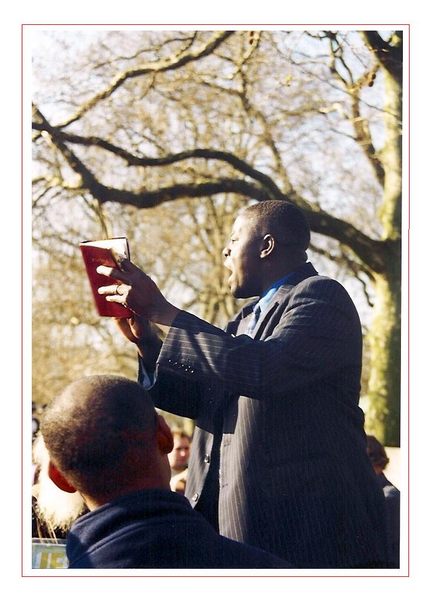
[241,200,310,254]
[41,375,158,497]
[171,428,192,442]
[366,435,390,471]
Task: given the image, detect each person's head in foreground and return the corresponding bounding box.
[41,375,174,510]
[40,375,289,569]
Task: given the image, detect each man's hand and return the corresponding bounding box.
[96,258,180,326]
[114,315,163,372]
[114,314,160,345]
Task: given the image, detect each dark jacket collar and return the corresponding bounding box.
[270,262,318,302]
[67,489,190,565]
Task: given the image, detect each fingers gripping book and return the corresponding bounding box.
[79,237,132,318]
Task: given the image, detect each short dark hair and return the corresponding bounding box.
[241,200,310,254]
[41,375,158,496]
[366,435,389,470]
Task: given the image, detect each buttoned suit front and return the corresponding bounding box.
[147,262,387,568]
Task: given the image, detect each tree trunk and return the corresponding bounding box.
[364,49,402,446]
[365,258,401,446]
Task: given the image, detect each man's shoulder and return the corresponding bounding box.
[283,272,352,302]
[277,273,360,327]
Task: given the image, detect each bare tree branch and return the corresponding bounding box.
[326,33,385,187]
[93,33,198,70]
[33,103,390,275]
[54,31,235,129]
[362,31,403,83]
[31,124,288,200]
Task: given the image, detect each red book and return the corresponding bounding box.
[79,237,132,318]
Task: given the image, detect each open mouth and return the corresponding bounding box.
[224,262,233,280]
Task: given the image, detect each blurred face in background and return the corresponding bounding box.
[168,433,191,472]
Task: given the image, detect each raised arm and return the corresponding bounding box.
[157,279,362,399]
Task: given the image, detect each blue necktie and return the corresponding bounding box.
[246,304,261,336]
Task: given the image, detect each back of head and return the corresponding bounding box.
[366,435,389,471]
[241,200,310,261]
[40,375,158,498]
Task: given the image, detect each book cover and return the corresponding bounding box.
[79,237,132,318]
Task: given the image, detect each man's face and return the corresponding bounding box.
[169,434,191,471]
[223,214,263,299]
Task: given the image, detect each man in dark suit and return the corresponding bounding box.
[40,375,289,568]
[97,200,388,568]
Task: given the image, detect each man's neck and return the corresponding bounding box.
[260,261,305,297]
[171,466,187,476]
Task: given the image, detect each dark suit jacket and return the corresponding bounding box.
[66,489,290,568]
[148,263,388,567]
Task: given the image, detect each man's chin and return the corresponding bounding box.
[229,280,252,299]
[227,279,238,297]
[231,289,249,300]
[230,286,242,299]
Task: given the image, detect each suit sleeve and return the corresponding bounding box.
[157,278,361,399]
[138,356,202,419]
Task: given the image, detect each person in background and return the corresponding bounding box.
[40,374,290,568]
[367,435,400,568]
[32,432,86,540]
[169,429,191,494]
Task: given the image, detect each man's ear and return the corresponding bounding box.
[260,234,275,258]
[48,461,77,494]
[156,414,174,455]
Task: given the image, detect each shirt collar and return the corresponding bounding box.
[256,271,295,314]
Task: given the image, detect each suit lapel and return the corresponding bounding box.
[252,301,279,339]
[226,301,257,336]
